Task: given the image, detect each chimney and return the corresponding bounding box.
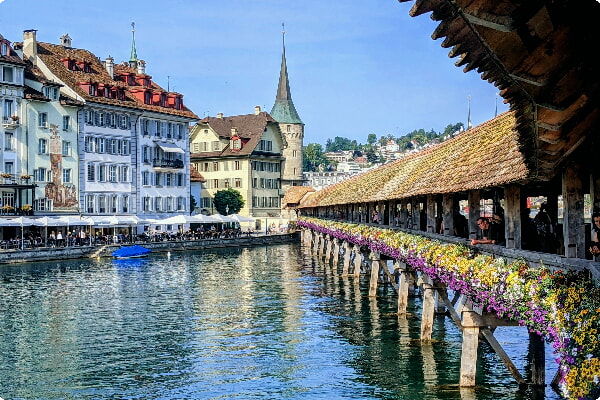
[254,105,261,115]
[105,56,114,79]
[230,128,238,137]
[22,29,38,65]
[137,59,146,74]
[59,33,72,48]
[217,113,224,119]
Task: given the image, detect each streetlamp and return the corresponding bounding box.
[225,204,229,216]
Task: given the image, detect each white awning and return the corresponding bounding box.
[156,142,185,153]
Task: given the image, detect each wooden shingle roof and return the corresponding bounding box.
[300,111,528,208]
[399,0,600,181]
[282,186,316,208]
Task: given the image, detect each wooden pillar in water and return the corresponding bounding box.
[325,235,333,263]
[529,332,545,387]
[504,184,521,249]
[396,261,410,315]
[318,233,326,257]
[312,232,320,255]
[562,161,586,258]
[331,238,340,268]
[353,247,362,277]
[420,274,436,341]
[341,241,352,275]
[460,308,480,387]
[368,251,381,297]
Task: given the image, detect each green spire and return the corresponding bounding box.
[270,24,303,125]
[129,22,138,69]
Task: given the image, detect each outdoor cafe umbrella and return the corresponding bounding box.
[32,216,68,247]
[3,217,38,249]
[227,213,255,223]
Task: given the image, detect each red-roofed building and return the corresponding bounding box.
[15,30,198,224]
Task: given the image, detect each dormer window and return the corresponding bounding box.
[231,136,242,151]
[88,84,96,96]
[144,91,151,105]
[160,93,167,107]
[42,86,59,101]
[230,128,242,151]
[1,42,8,56]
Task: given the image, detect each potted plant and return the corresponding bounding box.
[1,204,15,213]
[1,173,11,178]
[20,204,32,215]
[10,115,19,122]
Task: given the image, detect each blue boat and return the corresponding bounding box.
[112,245,151,259]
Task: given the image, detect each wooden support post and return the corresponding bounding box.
[318,233,326,257]
[420,274,436,341]
[396,261,410,315]
[353,247,362,277]
[460,322,480,387]
[504,184,521,249]
[325,235,333,263]
[528,331,545,387]
[331,238,340,268]
[468,190,481,240]
[460,307,526,388]
[342,242,351,275]
[442,193,454,236]
[400,200,408,228]
[427,194,437,233]
[368,251,381,297]
[312,232,320,254]
[562,161,586,258]
[388,200,395,227]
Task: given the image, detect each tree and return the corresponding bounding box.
[325,136,359,152]
[365,148,377,163]
[367,133,377,145]
[303,143,330,172]
[213,188,245,215]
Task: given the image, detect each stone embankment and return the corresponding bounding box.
[0,232,300,265]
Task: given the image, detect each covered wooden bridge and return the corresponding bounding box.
[291,0,600,398]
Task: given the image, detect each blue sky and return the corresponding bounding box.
[0,0,508,145]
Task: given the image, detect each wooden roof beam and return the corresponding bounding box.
[462,13,515,32]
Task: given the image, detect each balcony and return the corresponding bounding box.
[152,158,184,170]
[2,117,20,130]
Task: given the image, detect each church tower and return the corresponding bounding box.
[270,25,304,190]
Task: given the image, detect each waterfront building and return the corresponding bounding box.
[270,28,304,191]
[0,34,36,221]
[15,30,197,222]
[23,54,81,213]
[189,107,286,221]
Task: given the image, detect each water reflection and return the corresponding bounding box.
[0,244,562,400]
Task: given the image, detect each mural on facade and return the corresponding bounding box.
[45,124,77,210]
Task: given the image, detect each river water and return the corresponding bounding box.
[0,243,562,400]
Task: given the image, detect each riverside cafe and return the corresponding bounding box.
[0,215,146,248]
[0,213,257,249]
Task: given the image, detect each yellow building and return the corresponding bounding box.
[189,107,286,220]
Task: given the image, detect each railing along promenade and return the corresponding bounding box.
[0,231,299,265]
[298,216,600,400]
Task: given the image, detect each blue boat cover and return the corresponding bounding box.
[112,245,151,258]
